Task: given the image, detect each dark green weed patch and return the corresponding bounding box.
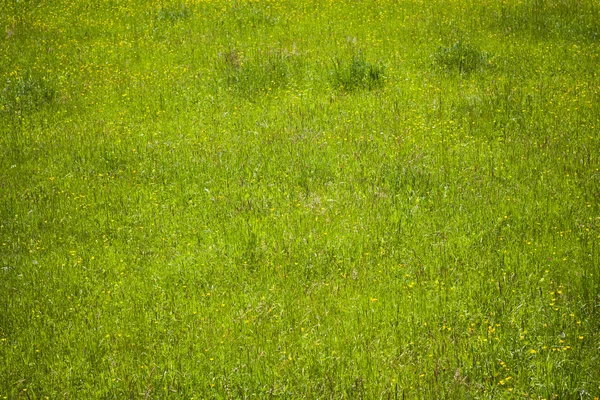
[330,53,385,91]
[432,41,490,74]
[221,49,300,97]
[1,74,56,115]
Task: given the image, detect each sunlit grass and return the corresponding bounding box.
[1,0,599,398]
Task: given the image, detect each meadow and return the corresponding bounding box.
[1,0,599,398]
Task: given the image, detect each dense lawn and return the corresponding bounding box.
[1,0,599,398]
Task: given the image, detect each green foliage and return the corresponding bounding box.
[432,41,490,74]
[330,53,385,91]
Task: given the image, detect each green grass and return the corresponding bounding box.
[432,41,490,75]
[331,52,385,91]
[1,0,599,398]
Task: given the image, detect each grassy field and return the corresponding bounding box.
[1,0,600,398]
